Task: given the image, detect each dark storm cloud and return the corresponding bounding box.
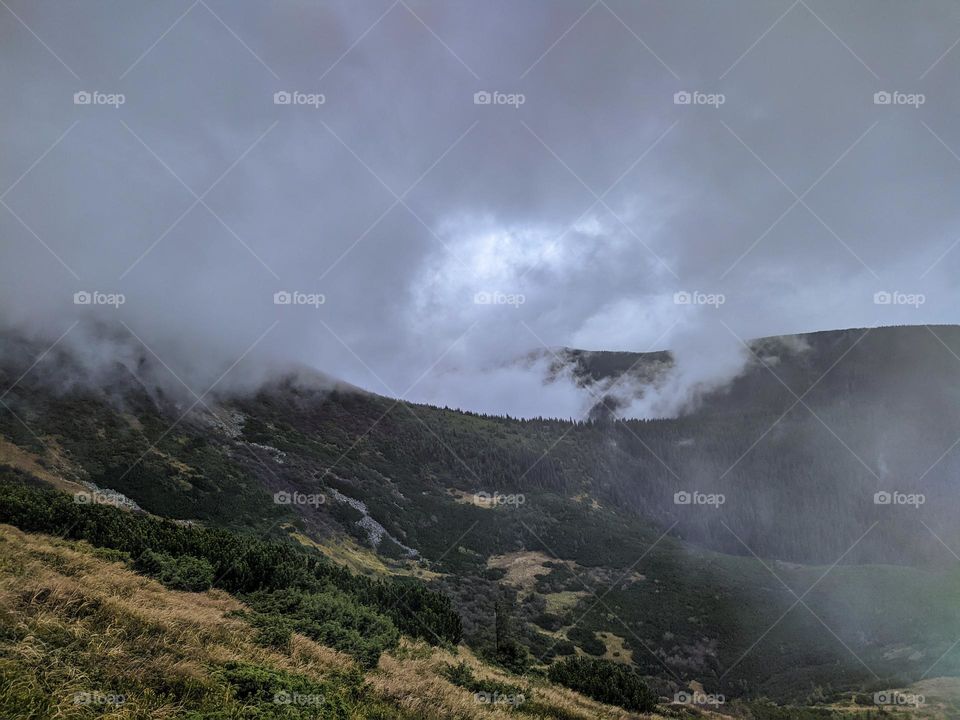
[2,0,959,416]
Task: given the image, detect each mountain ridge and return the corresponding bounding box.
[2,324,960,704]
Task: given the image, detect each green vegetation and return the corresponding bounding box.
[0,477,459,667]
[244,589,399,669]
[566,626,605,656]
[135,549,215,591]
[0,524,413,719]
[441,661,526,698]
[4,326,960,705]
[0,521,660,719]
[215,661,363,719]
[547,656,657,712]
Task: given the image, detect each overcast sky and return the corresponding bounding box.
[2,0,960,417]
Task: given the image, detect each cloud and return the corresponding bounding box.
[2,0,960,417]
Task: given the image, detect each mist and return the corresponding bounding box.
[3,0,960,417]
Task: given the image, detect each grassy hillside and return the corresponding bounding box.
[3,519,953,719]
[0,522,662,719]
[2,326,960,707]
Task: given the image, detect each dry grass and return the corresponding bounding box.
[0,524,350,718]
[372,641,654,719]
[0,524,674,719]
[287,525,442,580]
[447,488,497,509]
[0,522,882,720]
[0,438,85,494]
[486,551,558,591]
[544,590,588,615]
[596,631,634,665]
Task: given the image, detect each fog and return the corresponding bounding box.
[2,0,960,416]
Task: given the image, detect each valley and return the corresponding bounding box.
[2,326,960,716]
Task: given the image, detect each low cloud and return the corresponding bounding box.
[2,1,959,417]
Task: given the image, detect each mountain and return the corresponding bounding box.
[542,325,960,566]
[0,501,659,720]
[1,325,959,712]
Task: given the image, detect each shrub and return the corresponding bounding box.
[249,613,295,650]
[532,612,563,631]
[0,479,461,667]
[244,589,400,668]
[440,662,525,697]
[547,656,656,712]
[135,550,214,592]
[552,640,576,656]
[217,661,354,718]
[566,625,606,656]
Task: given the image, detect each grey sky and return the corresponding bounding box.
[2,0,959,417]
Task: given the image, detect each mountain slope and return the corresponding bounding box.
[0,521,658,719]
[1,325,959,706]
[542,325,960,566]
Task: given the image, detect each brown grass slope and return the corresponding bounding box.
[0,524,672,719]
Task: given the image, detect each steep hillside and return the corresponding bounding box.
[1,497,952,719]
[1,326,959,708]
[540,325,960,567]
[0,520,660,719]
